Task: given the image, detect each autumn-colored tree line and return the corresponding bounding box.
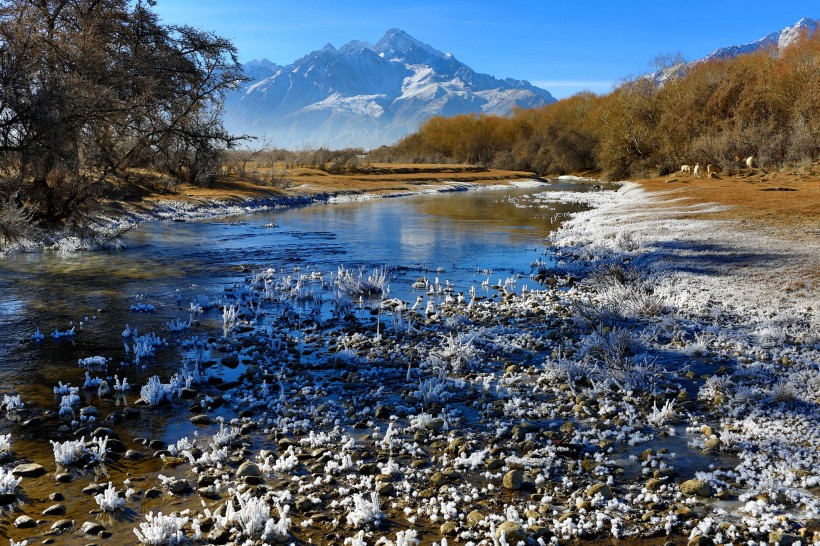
[378,32,819,179]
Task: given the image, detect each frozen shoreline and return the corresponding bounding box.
[547,181,820,329]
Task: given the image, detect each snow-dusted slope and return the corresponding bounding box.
[649,17,817,85]
[223,29,556,149]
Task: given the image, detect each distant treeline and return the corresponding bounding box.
[377,32,819,179]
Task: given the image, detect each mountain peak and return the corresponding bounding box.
[704,16,817,61]
[226,29,555,149]
[649,17,817,84]
[374,28,443,59]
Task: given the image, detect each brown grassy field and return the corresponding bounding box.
[635,163,820,235]
[132,164,539,209]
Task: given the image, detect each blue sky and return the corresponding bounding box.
[154,1,817,99]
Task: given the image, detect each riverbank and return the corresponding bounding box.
[1,170,818,545]
[115,164,543,221]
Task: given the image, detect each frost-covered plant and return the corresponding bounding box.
[94,482,125,512]
[133,511,188,545]
[346,492,382,528]
[53,382,77,395]
[222,305,238,337]
[113,375,130,392]
[51,326,75,339]
[330,290,354,317]
[453,447,490,470]
[579,325,641,371]
[431,332,480,371]
[167,437,194,457]
[140,375,177,406]
[130,302,155,313]
[413,371,449,403]
[262,502,291,541]
[0,467,21,494]
[769,379,798,404]
[647,399,676,426]
[166,318,191,333]
[51,437,87,466]
[78,356,106,368]
[88,436,108,462]
[336,266,388,297]
[684,332,712,357]
[83,371,102,388]
[2,394,23,411]
[0,434,11,455]
[578,264,666,322]
[344,531,367,546]
[698,375,730,401]
[212,422,240,447]
[218,492,271,536]
[540,356,588,391]
[184,442,228,467]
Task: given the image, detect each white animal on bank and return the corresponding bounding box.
[745,155,754,169]
[693,163,701,178]
[680,164,692,174]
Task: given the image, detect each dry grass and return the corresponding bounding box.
[633,162,820,288]
[131,163,539,206]
[636,163,820,233]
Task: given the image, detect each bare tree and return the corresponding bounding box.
[0,0,246,228]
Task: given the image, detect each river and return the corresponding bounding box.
[0,181,605,402]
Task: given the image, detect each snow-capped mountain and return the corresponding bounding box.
[223,29,556,149]
[649,17,817,84]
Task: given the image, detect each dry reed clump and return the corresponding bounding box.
[573,263,667,327]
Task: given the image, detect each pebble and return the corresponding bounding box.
[496,521,525,542]
[81,521,107,536]
[503,469,523,490]
[586,483,613,499]
[43,504,66,516]
[680,479,713,497]
[12,463,47,477]
[14,515,37,528]
[50,519,73,531]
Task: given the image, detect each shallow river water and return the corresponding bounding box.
[0,182,600,399]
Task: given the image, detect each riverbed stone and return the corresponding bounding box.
[81,521,107,535]
[221,355,239,368]
[43,503,66,515]
[14,515,36,528]
[430,471,449,487]
[495,521,525,542]
[466,510,484,528]
[236,461,262,478]
[680,479,713,497]
[440,521,458,536]
[167,478,190,495]
[51,518,73,531]
[586,483,613,499]
[190,414,211,425]
[704,437,721,450]
[54,472,73,483]
[12,463,46,477]
[503,469,523,490]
